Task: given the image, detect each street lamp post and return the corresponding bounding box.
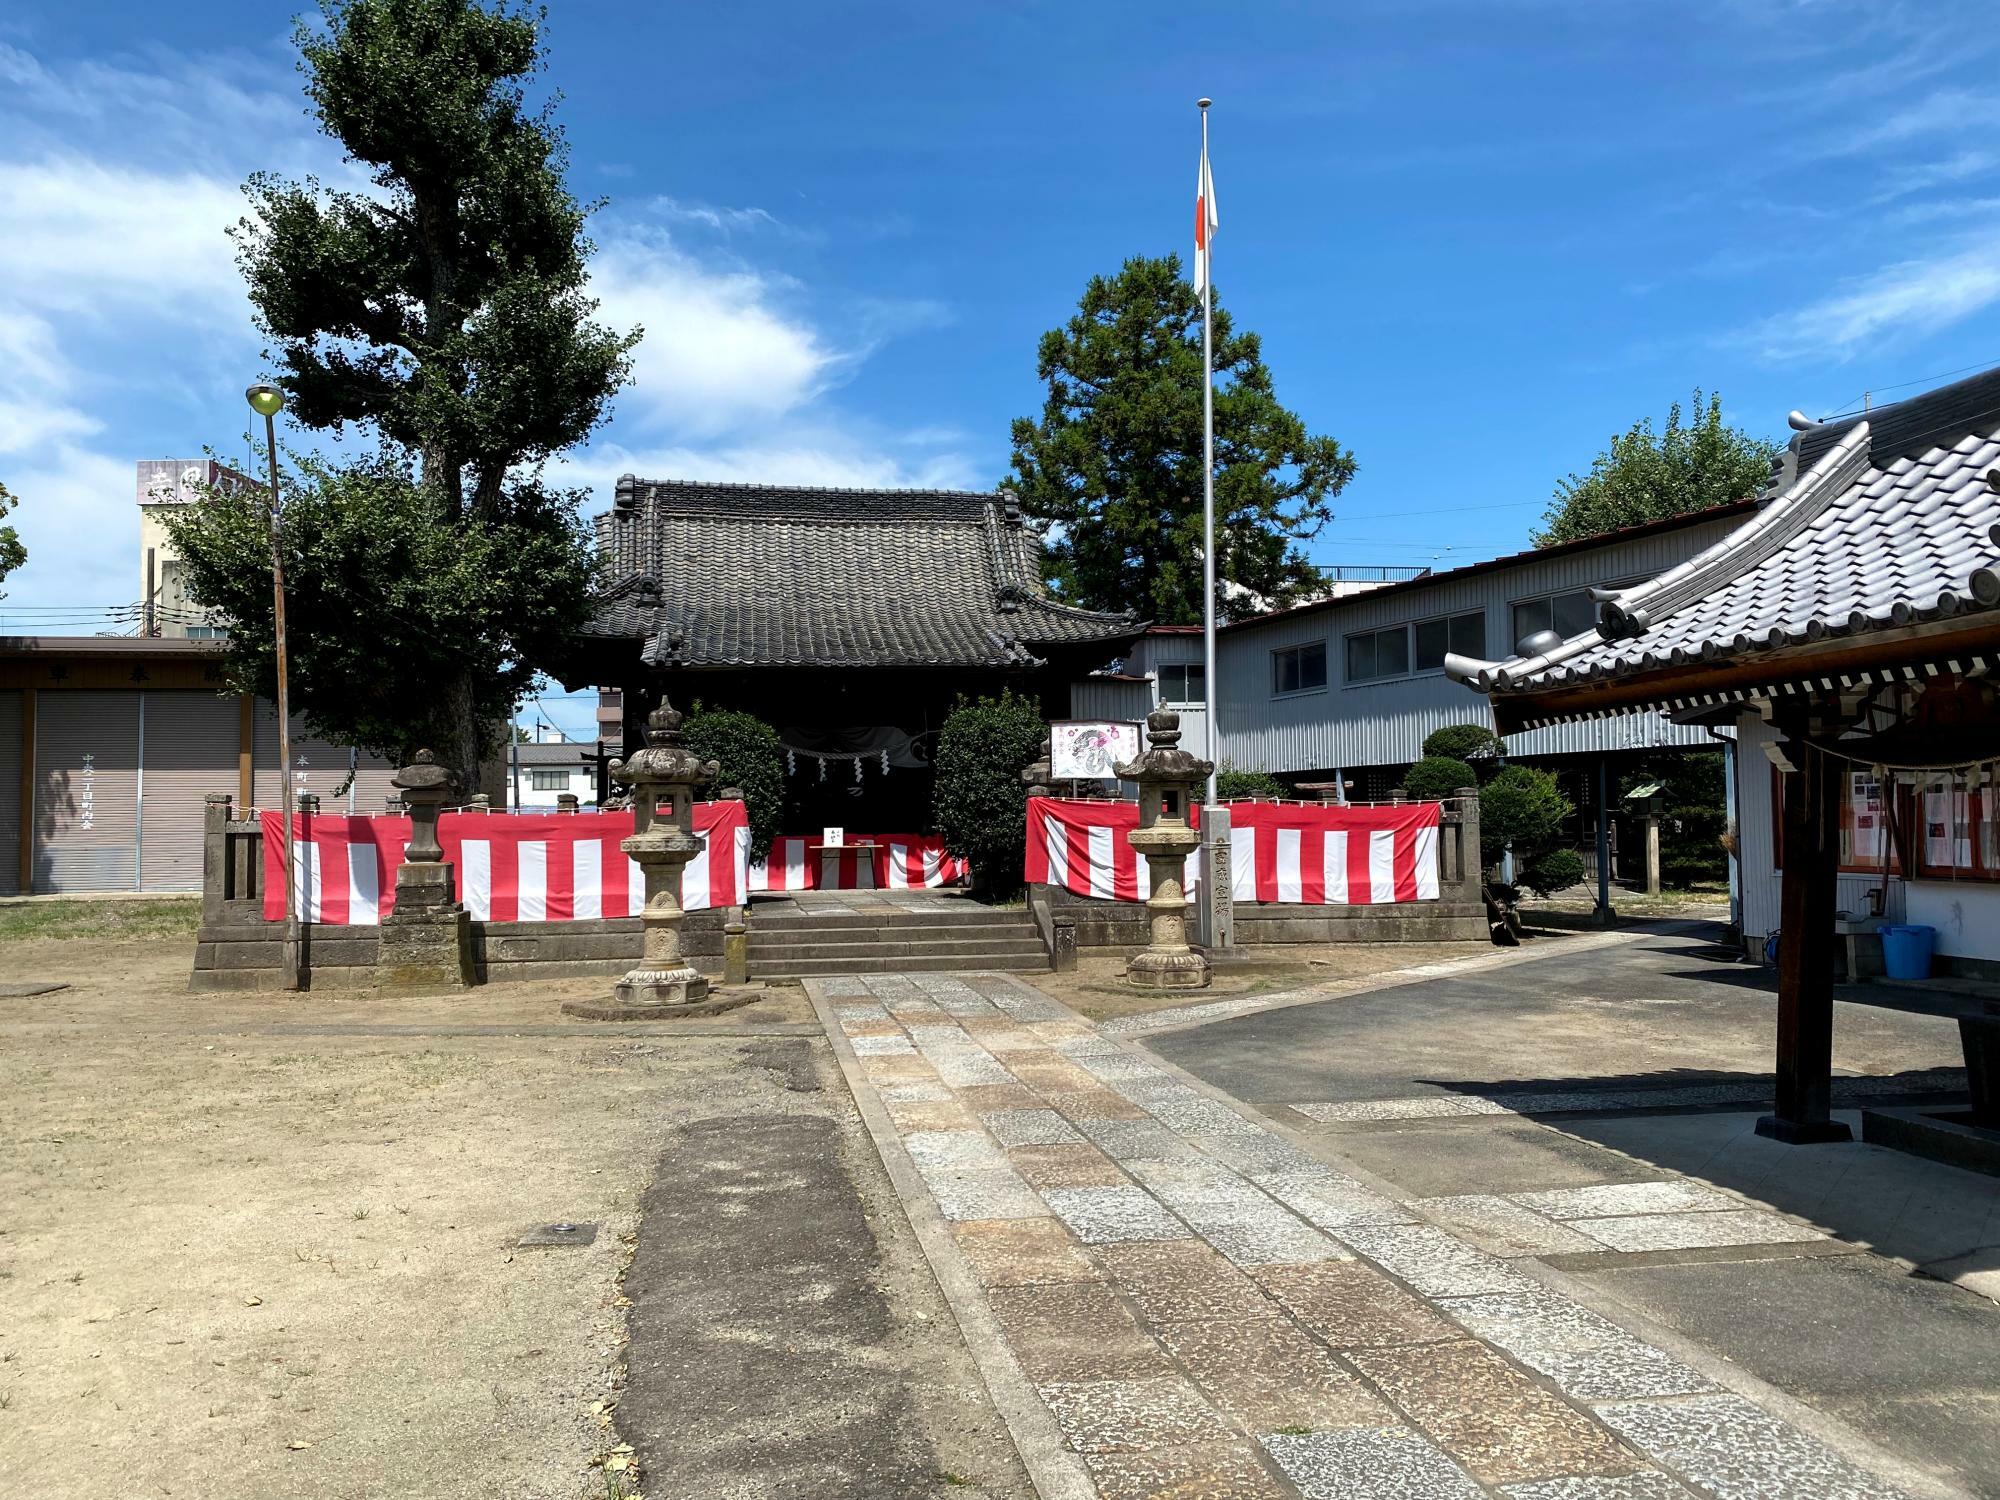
[246,383,301,991]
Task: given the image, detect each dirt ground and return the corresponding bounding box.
[1037,937,1522,1020]
[0,919,1030,1499]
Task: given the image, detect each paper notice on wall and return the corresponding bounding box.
[1924,785,1971,871]
[1850,772,1884,862]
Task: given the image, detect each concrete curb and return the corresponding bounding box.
[805,977,1097,1500]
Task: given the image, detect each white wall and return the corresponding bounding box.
[508,760,596,810]
[1903,881,2000,964]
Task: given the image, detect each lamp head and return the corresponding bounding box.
[245,383,286,419]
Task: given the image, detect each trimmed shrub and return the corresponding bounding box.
[1478,763,1573,871]
[682,705,785,861]
[1216,764,1287,801]
[1402,756,1476,802]
[933,689,1046,897]
[1519,846,1586,898]
[1421,723,1501,765]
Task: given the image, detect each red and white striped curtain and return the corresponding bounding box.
[261,802,751,924]
[1025,796,1440,906]
[749,834,969,893]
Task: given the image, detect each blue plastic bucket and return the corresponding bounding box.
[1879,924,1935,981]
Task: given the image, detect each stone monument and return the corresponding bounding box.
[1115,708,1213,990]
[376,749,474,991]
[596,701,720,1013]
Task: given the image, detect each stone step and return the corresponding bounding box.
[749,922,1038,948]
[747,935,1048,962]
[748,952,1051,978]
[749,907,1032,932]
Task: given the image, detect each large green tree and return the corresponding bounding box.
[0,482,24,595]
[1007,255,1355,624]
[1535,391,1778,547]
[168,0,634,787]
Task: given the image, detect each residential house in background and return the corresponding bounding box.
[506,738,600,810]
[136,459,260,639]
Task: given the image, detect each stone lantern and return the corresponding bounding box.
[1114,708,1214,989]
[608,700,719,1010]
[378,748,473,990]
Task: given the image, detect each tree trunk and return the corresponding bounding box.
[411,670,485,804]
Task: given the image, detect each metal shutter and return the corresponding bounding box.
[251,700,401,813]
[34,691,141,892]
[0,691,20,895]
[140,691,239,891]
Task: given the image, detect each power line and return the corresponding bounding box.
[1823,357,2000,420]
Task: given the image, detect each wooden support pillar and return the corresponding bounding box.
[237,693,254,808]
[16,687,33,893]
[1758,740,1853,1144]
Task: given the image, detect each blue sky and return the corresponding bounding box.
[4,0,2000,737]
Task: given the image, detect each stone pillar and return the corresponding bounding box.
[296,793,320,817]
[582,701,722,1014]
[1115,709,1213,989]
[1452,786,1485,904]
[376,749,474,991]
[1021,737,1053,800]
[1052,914,1078,972]
[724,914,749,985]
[556,792,580,815]
[1641,808,1662,896]
[202,793,232,925]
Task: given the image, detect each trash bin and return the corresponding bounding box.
[1879,924,1935,981]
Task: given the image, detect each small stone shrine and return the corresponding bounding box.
[376,749,474,991]
[1115,708,1213,990]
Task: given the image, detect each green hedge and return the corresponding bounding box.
[682,705,785,861]
[933,690,1046,897]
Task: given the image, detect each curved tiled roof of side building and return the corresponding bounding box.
[1445,365,2000,698]
[584,477,1142,669]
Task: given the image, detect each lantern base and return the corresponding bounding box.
[610,965,711,1009]
[1126,949,1212,990]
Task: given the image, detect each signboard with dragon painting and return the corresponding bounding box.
[1049,720,1144,781]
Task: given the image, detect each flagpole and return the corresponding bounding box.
[1199,98,1218,804]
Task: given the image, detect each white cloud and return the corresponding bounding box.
[1,444,142,609]
[1740,240,2000,362]
[558,433,984,503]
[589,230,844,439]
[0,157,246,319]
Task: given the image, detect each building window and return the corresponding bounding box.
[1157,663,1206,704]
[1343,627,1409,684]
[184,625,230,640]
[1413,610,1485,672]
[529,768,569,791]
[1271,641,1329,695]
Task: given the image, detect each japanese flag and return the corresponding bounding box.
[1194,138,1219,293]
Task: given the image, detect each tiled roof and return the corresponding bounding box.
[508,741,597,766]
[586,477,1142,669]
[1446,366,2000,700]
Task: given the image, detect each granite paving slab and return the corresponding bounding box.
[1155,1317,1396,1431]
[983,1107,1086,1147]
[1418,1194,1605,1257]
[951,1217,1101,1288]
[1248,1166,1419,1229]
[1513,1181,1745,1220]
[903,1128,1009,1173]
[1081,1117,1208,1162]
[1439,1291,1715,1404]
[1044,1088,1153,1120]
[885,1098,977,1133]
[1038,1375,1236,1454]
[1336,1223,1543,1298]
[1044,1184,1194,1245]
[954,1081,1044,1112]
[877,1079,954,1102]
[1249,1260,1463,1349]
[988,1280,1172,1383]
[1261,1426,1487,1499]
[1009,1142,1133,1189]
[1594,1393,1911,1500]
[1291,1096,1512,1122]
[1003,1056,1104,1094]
[1191,1132,1325,1175]
[1569,1209,1829,1254]
[1349,1338,1645,1484]
[1086,1440,1292,1500]
[1097,1239,1285,1326]
[923,1166,1047,1223]
[1500,1475,1696,1499]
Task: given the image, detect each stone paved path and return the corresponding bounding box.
[811,971,1936,1500]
